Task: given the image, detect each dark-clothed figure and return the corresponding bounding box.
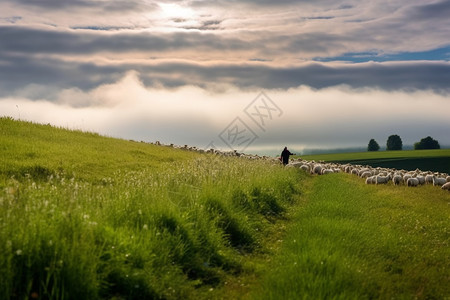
[281,147,294,165]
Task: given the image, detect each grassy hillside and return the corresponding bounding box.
[0,117,304,299]
[300,149,450,173]
[0,117,200,183]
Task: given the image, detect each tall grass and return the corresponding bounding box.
[252,173,450,299]
[0,118,304,299]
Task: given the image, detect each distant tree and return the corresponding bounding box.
[414,136,440,150]
[367,139,380,151]
[386,134,403,151]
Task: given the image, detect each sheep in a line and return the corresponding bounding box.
[289,156,450,191]
[297,158,450,191]
[150,143,450,191]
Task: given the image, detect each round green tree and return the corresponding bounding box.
[414,136,440,150]
[386,134,403,151]
[367,139,380,151]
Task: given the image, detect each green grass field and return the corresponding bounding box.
[0,117,304,299]
[251,174,450,299]
[1,117,449,299]
[300,149,450,174]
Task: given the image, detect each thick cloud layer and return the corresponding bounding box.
[1,54,449,101]
[1,0,449,151]
[1,74,449,150]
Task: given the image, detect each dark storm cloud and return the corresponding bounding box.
[143,61,450,92]
[9,0,152,12]
[0,26,249,55]
[407,0,450,20]
[0,54,123,96]
[0,25,391,62]
[0,26,333,57]
[1,51,448,101]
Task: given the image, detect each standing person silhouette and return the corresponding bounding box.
[280,146,295,166]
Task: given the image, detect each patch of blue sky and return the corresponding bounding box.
[314,46,450,63]
[71,26,131,31]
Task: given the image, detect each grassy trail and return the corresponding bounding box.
[251,173,450,299]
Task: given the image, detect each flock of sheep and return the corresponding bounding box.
[152,142,450,191]
[287,159,450,191]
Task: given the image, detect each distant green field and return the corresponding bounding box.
[300,149,450,173]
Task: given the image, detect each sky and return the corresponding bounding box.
[1,0,449,154]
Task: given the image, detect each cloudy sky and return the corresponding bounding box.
[1,0,449,154]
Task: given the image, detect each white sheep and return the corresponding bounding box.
[446,176,450,182]
[358,168,370,176]
[366,176,375,184]
[392,175,403,185]
[441,182,450,191]
[375,174,391,185]
[433,176,447,187]
[360,171,372,178]
[425,174,434,184]
[286,162,303,168]
[407,178,419,187]
[403,174,412,184]
[313,164,323,175]
[322,169,334,175]
[300,164,310,172]
[416,175,425,185]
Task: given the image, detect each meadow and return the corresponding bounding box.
[252,173,450,299]
[0,117,303,299]
[1,117,449,299]
[301,149,450,174]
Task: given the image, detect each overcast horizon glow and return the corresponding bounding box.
[1,0,449,154]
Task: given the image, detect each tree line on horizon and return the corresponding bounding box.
[367,135,441,152]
